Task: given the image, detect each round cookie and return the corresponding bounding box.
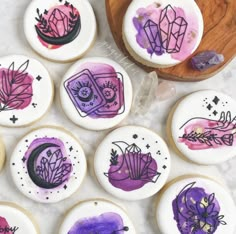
[0,55,53,127]
[10,126,87,203]
[59,199,136,234]
[0,202,39,234]
[94,126,171,200]
[123,0,204,68]
[60,57,133,131]
[0,138,5,172]
[156,176,236,234]
[167,90,236,165]
[24,0,96,62]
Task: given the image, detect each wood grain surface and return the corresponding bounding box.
[106,0,236,82]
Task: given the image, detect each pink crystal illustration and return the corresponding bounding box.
[0,60,33,112]
[179,111,236,150]
[133,3,199,60]
[35,0,81,49]
[104,142,160,191]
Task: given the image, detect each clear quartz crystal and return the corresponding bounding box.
[132,71,159,115]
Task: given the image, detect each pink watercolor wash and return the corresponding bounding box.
[0,216,13,234]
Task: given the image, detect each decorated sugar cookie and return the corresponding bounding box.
[59,200,136,234]
[123,0,204,68]
[0,138,5,172]
[167,90,236,165]
[0,202,39,234]
[60,57,133,130]
[10,127,87,203]
[156,176,236,234]
[94,126,171,200]
[24,0,96,62]
[0,55,53,127]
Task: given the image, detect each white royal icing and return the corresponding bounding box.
[94,126,171,200]
[123,0,204,67]
[0,55,53,127]
[0,138,4,172]
[10,127,87,203]
[171,90,236,165]
[60,57,133,131]
[0,202,38,234]
[59,200,136,234]
[156,176,236,234]
[24,0,96,62]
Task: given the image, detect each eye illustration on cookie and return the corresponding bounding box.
[0,55,53,127]
[167,90,236,165]
[94,126,171,200]
[60,57,133,130]
[10,127,87,203]
[34,1,81,49]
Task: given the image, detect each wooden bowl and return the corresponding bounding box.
[106,0,236,82]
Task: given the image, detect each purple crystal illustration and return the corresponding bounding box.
[24,137,72,189]
[172,182,227,234]
[35,0,81,49]
[64,62,125,119]
[68,212,129,234]
[133,3,199,60]
[104,141,160,191]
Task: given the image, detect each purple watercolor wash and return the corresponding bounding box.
[24,137,72,189]
[105,142,160,192]
[133,4,199,60]
[172,182,227,234]
[68,212,129,234]
[64,62,125,119]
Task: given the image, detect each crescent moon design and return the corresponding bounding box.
[27,143,63,189]
[35,16,81,46]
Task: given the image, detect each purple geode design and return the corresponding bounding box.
[133,4,199,60]
[68,212,129,234]
[24,137,72,189]
[104,142,160,191]
[64,62,125,119]
[172,182,227,234]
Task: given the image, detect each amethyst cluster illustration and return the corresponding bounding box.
[104,141,160,191]
[172,182,227,234]
[0,60,33,112]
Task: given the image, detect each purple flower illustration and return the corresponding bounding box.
[172,182,227,234]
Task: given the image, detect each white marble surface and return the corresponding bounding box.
[0,0,235,233]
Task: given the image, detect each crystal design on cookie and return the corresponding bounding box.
[172,182,227,234]
[133,3,199,60]
[24,138,72,189]
[0,60,33,112]
[35,0,81,49]
[64,63,125,119]
[68,212,129,234]
[104,141,160,191]
[179,111,236,150]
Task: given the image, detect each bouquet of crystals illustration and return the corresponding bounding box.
[0,60,33,112]
[104,142,160,191]
[36,149,72,186]
[172,182,226,234]
[35,1,81,45]
[179,111,236,150]
[134,4,188,55]
[64,69,125,118]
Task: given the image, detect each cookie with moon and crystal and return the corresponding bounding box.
[156,176,236,234]
[59,199,136,234]
[94,126,171,200]
[0,137,5,172]
[167,90,236,165]
[10,127,87,203]
[24,0,97,62]
[0,202,39,234]
[123,0,204,68]
[0,55,53,127]
[60,57,133,131]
